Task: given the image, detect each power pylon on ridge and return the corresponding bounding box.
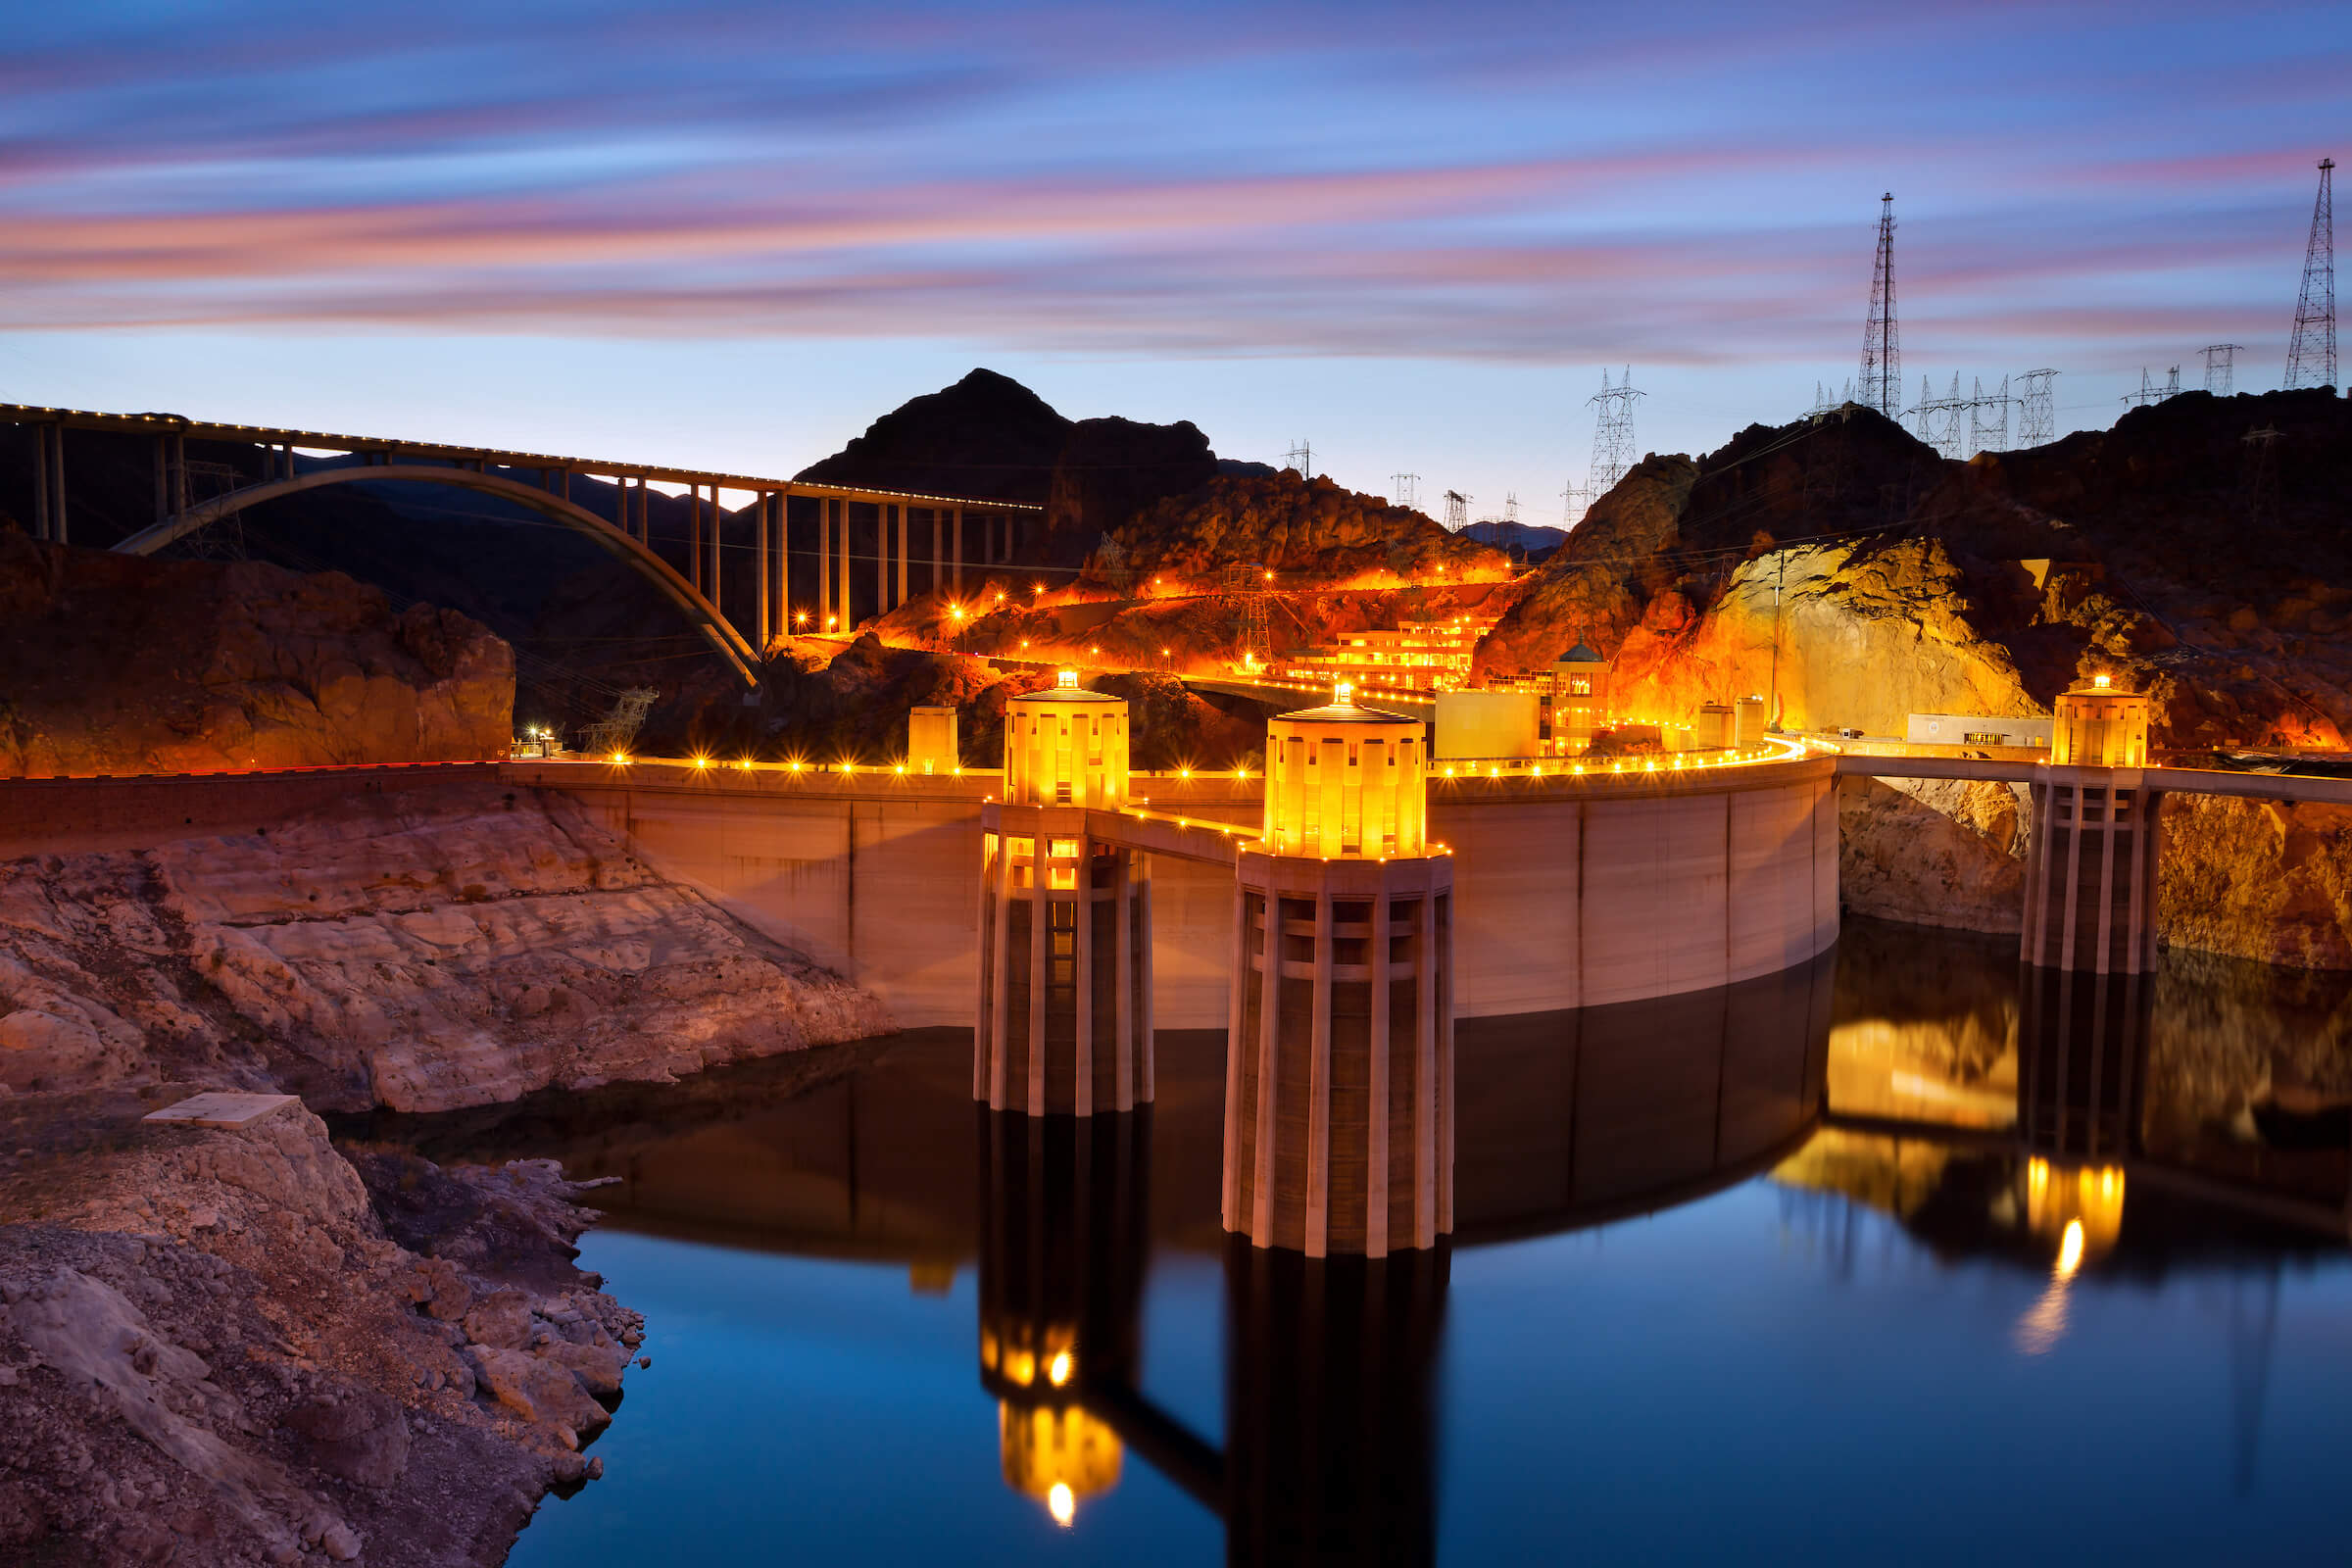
[1859,193,1901,420]
[1221,563,1271,662]
[1442,490,1470,531]
[1587,367,1644,495]
[1391,472,1421,510]
[1560,481,1591,525]
[2016,369,2059,446]
[2202,344,2244,397]
[2285,158,2336,390]
[1503,492,1518,524]
[1913,373,1968,460]
[1969,375,2013,456]
[1284,439,1313,478]
[2123,367,2183,407]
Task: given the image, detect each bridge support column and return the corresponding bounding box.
[2021,767,2160,975]
[932,507,943,600]
[840,500,854,629]
[954,506,964,592]
[1227,852,1451,1256]
[707,487,723,615]
[897,501,910,609]
[874,501,888,620]
[755,490,770,651]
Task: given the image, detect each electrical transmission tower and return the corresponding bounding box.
[1913,373,1968,460]
[2285,158,2336,390]
[1586,367,1643,495]
[1391,472,1421,510]
[1221,563,1271,662]
[2202,344,2244,396]
[2123,367,2183,407]
[1503,492,1519,523]
[1859,193,1901,419]
[2016,369,2059,446]
[1284,439,1313,478]
[1442,490,1470,531]
[1969,375,2013,455]
[1560,482,1591,525]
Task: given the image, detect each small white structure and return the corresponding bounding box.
[908,706,959,773]
[1906,712,2055,749]
[1433,691,1540,760]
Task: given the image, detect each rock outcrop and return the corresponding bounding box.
[1090,471,1509,592]
[1837,776,2352,971]
[0,782,888,1111]
[795,368,1219,546]
[0,531,514,778]
[1477,391,2352,750]
[0,1089,641,1567]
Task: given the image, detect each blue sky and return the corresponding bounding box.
[2,1,2345,520]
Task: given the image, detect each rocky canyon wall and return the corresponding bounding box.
[0,781,889,1112]
[1837,774,2352,971]
[0,531,514,778]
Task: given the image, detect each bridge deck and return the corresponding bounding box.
[1,401,1043,509]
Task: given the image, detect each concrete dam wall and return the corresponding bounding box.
[506,757,1839,1030]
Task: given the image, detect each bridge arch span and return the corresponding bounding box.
[110,465,760,686]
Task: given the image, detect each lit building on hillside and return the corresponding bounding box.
[1488,639,1614,754]
[1266,615,1499,695]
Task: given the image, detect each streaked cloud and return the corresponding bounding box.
[1,0,2345,378]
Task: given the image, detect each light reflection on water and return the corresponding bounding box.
[356,921,2352,1566]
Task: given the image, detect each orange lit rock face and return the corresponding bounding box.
[0,783,887,1109]
[1089,471,1508,591]
[0,533,513,777]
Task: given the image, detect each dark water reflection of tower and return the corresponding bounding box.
[1224,1241,1446,1568]
[976,1108,1151,1527]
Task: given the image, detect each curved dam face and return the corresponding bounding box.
[510,753,1839,1030]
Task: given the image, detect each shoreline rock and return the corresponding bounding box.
[0,1087,641,1566]
[0,780,892,1110]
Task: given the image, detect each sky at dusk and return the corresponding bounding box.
[2,0,2346,521]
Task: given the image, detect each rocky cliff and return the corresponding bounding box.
[1090,470,1509,592]
[0,532,514,778]
[0,781,888,1112]
[0,1088,644,1565]
[1477,391,2352,750]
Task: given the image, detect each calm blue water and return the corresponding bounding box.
[378,924,2352,1566]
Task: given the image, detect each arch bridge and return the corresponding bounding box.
[7,403,1043,687]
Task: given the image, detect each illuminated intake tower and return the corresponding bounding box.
[976,673,1153,1115]
[1225,689,1453,1257]
[2022,674,2157,974]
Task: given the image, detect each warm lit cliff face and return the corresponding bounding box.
[1476,390,2352,752]
[0,532,514,777]
[1089,471,1510,592]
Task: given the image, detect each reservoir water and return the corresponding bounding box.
[360,920,2352,1565]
